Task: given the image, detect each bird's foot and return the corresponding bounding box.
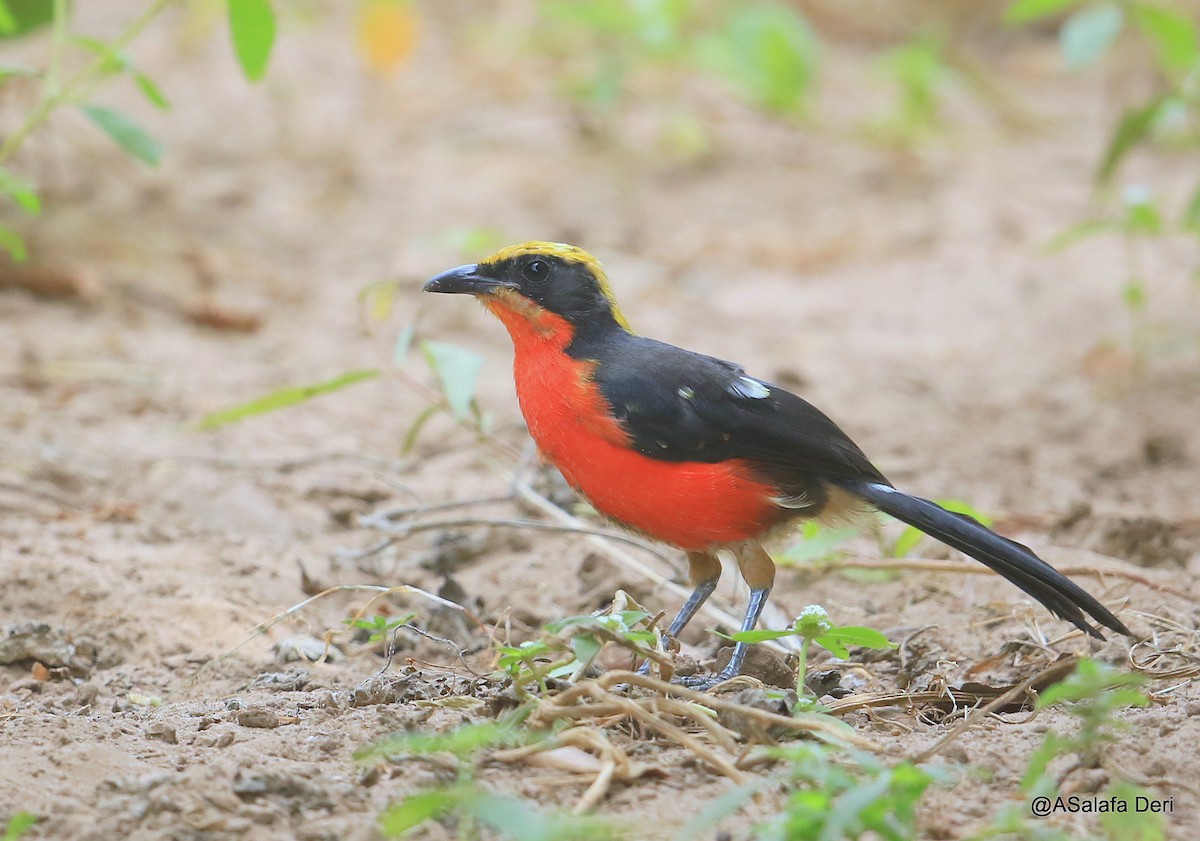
[674,669,737,692]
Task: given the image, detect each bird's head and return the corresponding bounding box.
[423,242,631,346]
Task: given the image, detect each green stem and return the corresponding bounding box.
[0,0,176,167]
[47,0,69,94]
[794,636,810,714]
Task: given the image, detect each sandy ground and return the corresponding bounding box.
[2,3,1199,839]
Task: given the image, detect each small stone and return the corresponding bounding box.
[145,722,178,744]
[237,708,280,729]
[1184,700,1200,717]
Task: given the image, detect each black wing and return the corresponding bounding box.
[586,335,888,488]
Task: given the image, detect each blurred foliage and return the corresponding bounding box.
[359,719,619,840]
[868,31,958,143]
[1,813,36,841]
[1007,0,1200,310]
[728,603,893,711]
[533,0,818,116]
[974,658,1160,841]
[755,744,941,841]
[0,0,279,261]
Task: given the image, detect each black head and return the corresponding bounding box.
[423,242,631,331]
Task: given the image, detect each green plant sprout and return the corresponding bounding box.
[496,608,656,699]
[1046,184,1164,324]
[728,605,894,712]
[1023,658,1149,791]
[776,520,861,566]
[344,612,416,644]
[358,719,618,840]
[0,0,278,261]
[755,744,940,841]
[972,658,1162,841]
[869,31,956,143]
[1,812,36,841]
[1007,0,1200,312]
[533,0,817,118]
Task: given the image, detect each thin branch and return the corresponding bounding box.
[911,656,1080,764]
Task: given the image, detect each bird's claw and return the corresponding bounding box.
[674,670,737,691]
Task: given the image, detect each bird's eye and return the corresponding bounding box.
[522,259,549,283]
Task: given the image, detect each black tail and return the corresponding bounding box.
[837,480,1131,639]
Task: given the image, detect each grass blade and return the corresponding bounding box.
[79,104,162,165]
[196,369,379,430]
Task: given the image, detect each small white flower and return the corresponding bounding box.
[795,604,832,636]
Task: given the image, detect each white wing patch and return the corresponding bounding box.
[731,376,771,400]
[771,490,813,509]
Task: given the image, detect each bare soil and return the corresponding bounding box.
[2,4,1199,840]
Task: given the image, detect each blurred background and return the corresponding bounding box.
[3,0,1197,516]
[2,1,1199,837]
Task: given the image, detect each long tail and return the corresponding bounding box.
[836,479,1131,638]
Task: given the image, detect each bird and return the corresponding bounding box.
[423,241,1131,687]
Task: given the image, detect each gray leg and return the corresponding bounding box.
[714,585,772,680]
[639,551,721,675]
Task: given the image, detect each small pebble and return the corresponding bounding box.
[145,722,177,744]
[237,708,280,729]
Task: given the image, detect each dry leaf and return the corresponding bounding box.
[356,0,418,74]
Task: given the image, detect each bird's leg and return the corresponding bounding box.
[713,541,776,682]
[638,551,721,675]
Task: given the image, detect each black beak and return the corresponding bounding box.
[422,264,513,296]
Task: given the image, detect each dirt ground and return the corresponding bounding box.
[2,3,1199,840]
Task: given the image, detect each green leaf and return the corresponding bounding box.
[1003,0,1083,25]
[891,525,925,558]
[0,2,15,34]
[1096,96,1168,184]
[70,34,127,74]
[1036,658,1148,707]
[393,323,415,364]
[819,626,895,652]
[401,403,442,453]
[197,369,380,430]
[1123,187,1162,234]
[1101,783,1167,841]
[698,4,818,115]
[1043,218,1119,251]
[893,498,991,557]
[0,64,39,82]
[569,632,602,670]
[134,71,171,110]
[2,812,36,841]
[464,791,616,841]
[378,788,459,836]
[0,224,27,262]
[227,0,276,81]
[421,340,484,422]
[725,627,799,643]
[1182,183,1200,233]
[0,0,54,38]
[1123,279,1147,311]
[779,523,859,565]
[0,167,39,214]
[1131,4,1198,74]
[79,104,162,165]
[671,781,764,841]
[1060,3,1124,70]
[357,720,531,763]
